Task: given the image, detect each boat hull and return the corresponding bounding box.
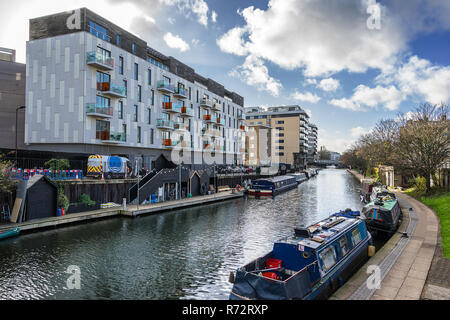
[248,182,297,196]
[0,227,20,240]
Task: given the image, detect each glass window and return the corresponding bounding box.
[118,101,123,119]
[96,71,110,85]
[122,124,127,141]
[150,128,154,144]
[148,69,151,86]
[339,237,349,256]
[162,94,170,103]
[151,90,154,105]
[319,247,336,272]
[137,126,141,143]
[147,108,151,124]
[96,95,110,107]
[133,105,138,122]
[123,80,127,97]
[96,120,110,140]
[351,228,362,246]
[132,43,135,53]
[119,56,124,75]
[134,63,139,80]
[116,35,120,45]
[137,85,142,102]
[89,22,110,42]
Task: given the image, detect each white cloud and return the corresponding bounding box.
[229,55,282,96]
[304,78,317,86]
[217,0,406,80]
[291,91,321,103]
[168,17,175,24]
[318,129,352,153]
[163,32,190,52]
[329,85,404,111]
[317,78,340,92]
[211,10,217,23]
[216,27,248,56]
[350,126,371,138]
[378,56,450,104]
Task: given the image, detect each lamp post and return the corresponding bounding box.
[15,106,26,168]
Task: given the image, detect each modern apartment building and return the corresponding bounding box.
[244,105,316,170]
[24,8,246,170]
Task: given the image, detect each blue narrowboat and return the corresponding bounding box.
[229,211,372,300]
[290,172,308,184]
[248,175,298,196]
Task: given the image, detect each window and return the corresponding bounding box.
[137,126,141,143]
[119,56,124,75]
[339,237,349,256]
[277,152,284,156]
[118,101,123,119]
[276,127,284,131]
[196,90,199,103]
[96,47,111,62]
[147,108,151,124]
[96,120,110,140]
[151,90,154,105]
[148,69,151,86]
[137,85,142,102]
[150,128,154,144]
[277,140,284,143]
[96,71,110,86]
[134,63,139,80]
[277,133,284,137]
[351,228,362,246]
[276,120,284,124]
[162,94,170,103]
[277,146,284,150]
[132,43,135,53]
[89,22,110,42]
[133,105,138,122]
[123,80,127,97]
[163,76,170,84]
[122,124,127,141]
[96,95,110,108]
[189,87,191,100]
[319,247,336,272]
[116,35,120,45]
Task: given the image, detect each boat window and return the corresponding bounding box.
[319,247,336,272]
[351,228,362,246]
[339,237,349,256]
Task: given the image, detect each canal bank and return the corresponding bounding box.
[333,169,442,300]
[0,191,243,234]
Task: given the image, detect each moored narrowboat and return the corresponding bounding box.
[360,179,376,203]
[248,175,297,196]
[291,172,308,184]
[362,196,401,236]
[229,211,372,300]
[0,226,20,241]
[369,186,396,203]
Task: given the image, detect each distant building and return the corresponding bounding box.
[0,47,16,62]
[244,105,317,170]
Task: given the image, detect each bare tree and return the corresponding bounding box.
[395,103,450,191]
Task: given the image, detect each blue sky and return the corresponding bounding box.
[1,0,449,152]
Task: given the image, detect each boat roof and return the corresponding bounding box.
[254,175,296,183]
[365,199,397,211]
[279,214,361,250]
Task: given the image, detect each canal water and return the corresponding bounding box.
[0,168,363,300]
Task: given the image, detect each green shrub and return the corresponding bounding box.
[77,193,95,206]
[45,158,70,171]
[413,176,427,196]
[58,192,70,211]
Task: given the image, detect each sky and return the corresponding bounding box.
[1,0,449,152]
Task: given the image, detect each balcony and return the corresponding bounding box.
[97,131,126,144]
[180,107,194,117]
[157,81,175,94]
[214,116,225,126]
[200,98,212,108]
[201,127,221,137]
[86,103,113,119]
[163,138,180,148]
[239,125,247,131]
[237,114,245,121]
[173,87,188,99]
[203,114,214,123]
[174,122,189,131]
[211,102,221,111]
[86,51,114,70]
[156,119,174,130]
[97,82,127,98]
[162,102,182,113]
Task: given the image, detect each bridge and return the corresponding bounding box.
[313,159,344,167]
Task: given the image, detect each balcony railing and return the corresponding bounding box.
[173,87,188,98]
[97,82,126,98]
[163,138,179,148]
[203,114,212,122]
[180,107,194,117]
[214,117,225,126]
[211,102,221,111]
[156,119,174,130]
[109,132,126,143]
[86,51,114,70]
[86,103,113,118]
[200,98,212,108]
[174,122,189,131]
[162,102,182,113]
[157,81,175,93]
[237,114,245,120]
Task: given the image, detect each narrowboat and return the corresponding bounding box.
[229,211,372,300]
[360,179,376,203]
[362,196,401,236]
[369,186,396,203]
[248,175,298,196]
[0,226,20,241]
[290,172,308,184]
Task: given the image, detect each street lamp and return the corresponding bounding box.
[15,106,26,168]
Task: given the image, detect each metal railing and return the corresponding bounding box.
[86,103,113,116]
[86,51,114,68]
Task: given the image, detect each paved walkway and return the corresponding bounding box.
[338,169,443,300]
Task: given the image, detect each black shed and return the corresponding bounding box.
[24,175,58,221]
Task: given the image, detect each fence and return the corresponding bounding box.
[9,168,83,180]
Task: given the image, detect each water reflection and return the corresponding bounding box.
[0,169,362,300]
